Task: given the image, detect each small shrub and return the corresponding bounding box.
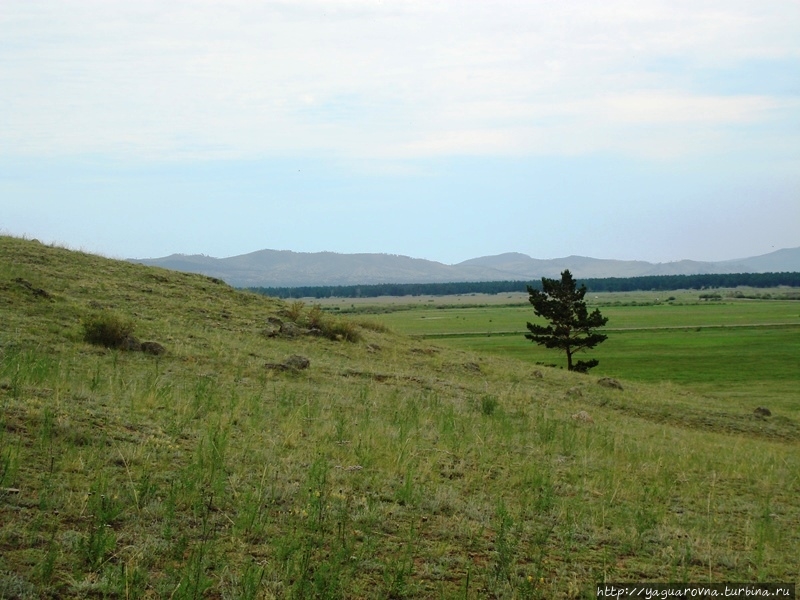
[83,312,137,349]
[275,300,362,342]
[309,303,363,342]
[305,304,362,341]
[307,304,326,329]
[285,300,306,322]
[320,318,361,342]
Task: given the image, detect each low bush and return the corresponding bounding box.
[284,300,306,322]
[283,301,362,342]
[319,318,361,342]
[306,304,326,329]
[82,312,137,349]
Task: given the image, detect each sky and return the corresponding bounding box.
[1,0,799,265]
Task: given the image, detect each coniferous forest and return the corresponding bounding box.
[250,271,800,299]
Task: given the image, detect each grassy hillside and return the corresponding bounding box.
[1,236,798,598]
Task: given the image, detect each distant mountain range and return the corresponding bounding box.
[130,247,800,288]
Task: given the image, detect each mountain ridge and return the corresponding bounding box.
[131,246,800,288]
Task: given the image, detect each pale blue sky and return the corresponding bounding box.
[1,1,798,265]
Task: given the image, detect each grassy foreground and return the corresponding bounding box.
[1,236,798,598]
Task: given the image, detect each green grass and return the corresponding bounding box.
[1,236,799,598]
[349,295,800,414]
[357,298,800,336]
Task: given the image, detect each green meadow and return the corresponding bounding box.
[333,293,800,414]
[1,236,799,599]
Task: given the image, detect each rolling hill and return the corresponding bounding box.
[132,246,800,287]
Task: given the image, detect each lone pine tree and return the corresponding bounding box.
[526,269,608,373]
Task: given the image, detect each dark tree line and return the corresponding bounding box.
[581,272,800,292]
[247,272,800,299]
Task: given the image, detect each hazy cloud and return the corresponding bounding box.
[1,1,798,264]
[2,0,798,161]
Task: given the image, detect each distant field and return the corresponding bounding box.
[337,296,799,334]
[324,290,800,412]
